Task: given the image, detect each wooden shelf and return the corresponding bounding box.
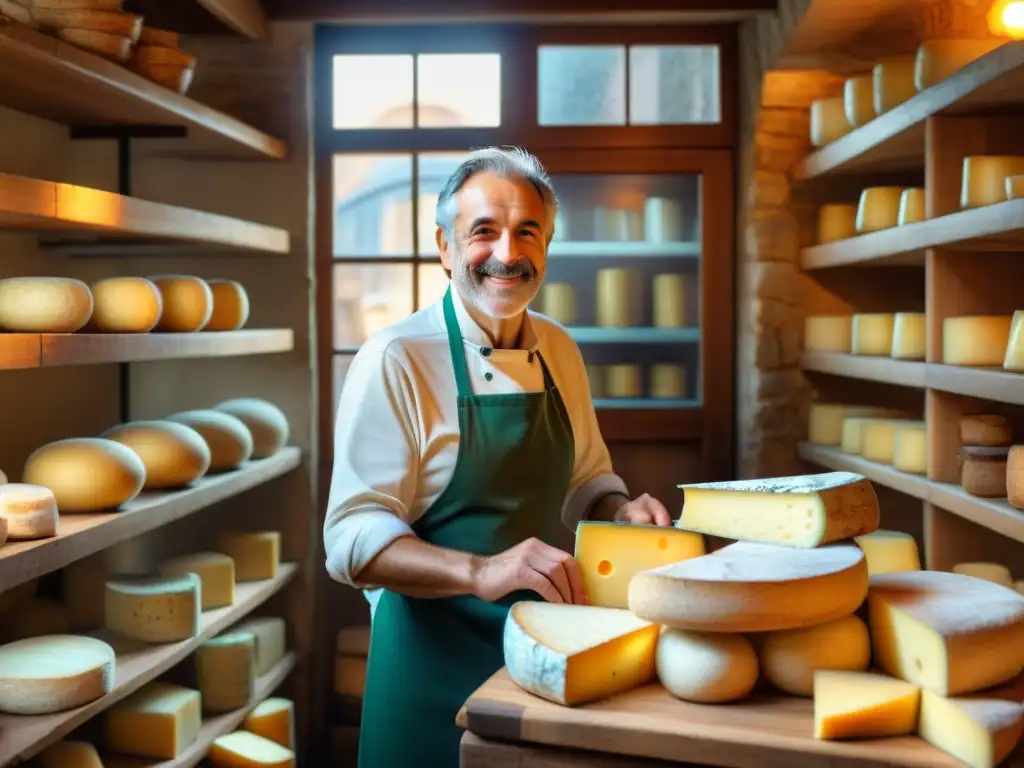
[794,42,1024,180]
[799,443,1024,544]
[0,171,289,253]
[570,327,700,344]
[801,199,1024,270]
[0,448,301,592]
[801,352,927,388]
[0,19,286,160]
[548,241,700,258]
[0,563,297,765]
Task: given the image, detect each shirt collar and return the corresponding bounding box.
[442,286,541,353]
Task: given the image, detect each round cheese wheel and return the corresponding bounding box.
[204,279,250,332]
[166,409,253,471]
[0,634,116,715]
[23,437,146,513]
[88,276,163,333]
[760,614,871,697]
[0,277,93,332]
[101,420,211,490]
[656,628,759,703]
[213,398,289,458]
[149,275,213,332]
[0,483,58,539]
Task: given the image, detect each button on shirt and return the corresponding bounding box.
[324,289,629,612]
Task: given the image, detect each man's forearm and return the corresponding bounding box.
[356,536,481,599]
[587,492,630,522]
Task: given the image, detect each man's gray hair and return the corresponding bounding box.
[435,146,559,242]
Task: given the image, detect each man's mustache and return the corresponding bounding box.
[473,258,537,280]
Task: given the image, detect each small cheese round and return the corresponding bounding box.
[213,398,289,458]
[166,409,253,471]
[88,276,163,333]
[761,614,871,697]
[0,634,116,715]
[0,483,58,539]
[204,279,250,332]
[101,420,211,490]
[105,574,201,643]
[149,275,214,332]
[23,437,146,513]
[0,277,93,332]
[655,629,759,703]
[959,414,1013,447]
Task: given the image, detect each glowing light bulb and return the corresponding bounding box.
[1003,0,1024,35]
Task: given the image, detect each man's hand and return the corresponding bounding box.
[613,493,672,526]
[470,538,587,605]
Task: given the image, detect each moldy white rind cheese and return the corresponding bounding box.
[0,276,93,332]
[0,634,115,715]
[214,398,290,459]
[102,420,211,490]
[655,629,758,704]
[23,437,146,513]
[105,573,201,643]
[0,483,58,539]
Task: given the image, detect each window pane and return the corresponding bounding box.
[537,45,626,126]
[333,354,356,421]
[333,54,414,129]
[417,262,451,309]
[333,263,414,348]
[416,152,469,255]
[333,154,413,257]
[629,45,721,125]
[417,54,501,128]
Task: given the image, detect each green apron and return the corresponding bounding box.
[357,287,576,768]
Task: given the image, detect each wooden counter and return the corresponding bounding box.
[457,669,1024,768]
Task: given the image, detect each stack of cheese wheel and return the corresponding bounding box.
[29,2,144,63]
[127,26,197,95]
[958,413,1013,499]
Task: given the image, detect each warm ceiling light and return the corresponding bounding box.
[988,0,1024,38]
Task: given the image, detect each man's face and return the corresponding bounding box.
[437,172,551,319]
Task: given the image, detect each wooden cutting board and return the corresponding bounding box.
[457,669,1024,768]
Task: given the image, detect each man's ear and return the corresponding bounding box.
[436,226,452,274]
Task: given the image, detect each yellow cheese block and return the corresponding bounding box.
[843,75,876,127]
[804,315,852,353]
[891,312,926,359]
[23,437,146,513]
[868,570,1024,696]
[851,313,895,355]
[762,614,871,697]
[816,204,857,244]
[150,275,214,332]
[918,685,1024,768]
[232,616,286,676]
[104,681,202,759]
[873,56,917,113]
[915,39,1006,90]
[952,562,1015,590]
[943,315,1013,366]
[167,409,254,471]
[101,420,211,490]
[197,630,257,713]
[652,274,686,328]
[158,551,235,610]
[807,404,905,446]
[813,670,921,740]
[1009,447,1024,510]
[605,364,641,398]
[204,279,251,332]
[574,521,705,609]
[0,635,115,715]
[961,156,1024,209]
[0,277,93,333]
[810,96,852,147]
[893,422,927,474]
[1008,175,1024,201]
[854,529,921,575]
[897,188,926,226]
[37,740,104,768]
[213,398,290,459]
[105,574,201,643]
[856,187,903,232]
[656,629,759,703]
[649,364,685,399]
[503,602,658,706]
[216,531,280,582]
[862,419,926,464]
[87,276,163,333]
[244,697,295,749]
[210,731,296,768]
[0,483,58,539]
[596,268,638,327]
[539,282,575,326]
[1004,310,1024,371]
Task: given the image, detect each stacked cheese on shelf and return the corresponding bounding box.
[3,0,143,62]
[943,313,1024,371]
[805,402,927,475]
[805,311,926,360]
[958,413,1014,500]
[128,26,197,95]
[814,185,925,246]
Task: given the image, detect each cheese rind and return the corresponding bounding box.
[150,275,213,332]
[88,276,163,333]
[959,414,1012,447]
[197,630,257,713]
[843,75,876,127]
[814,670,921,740]
[804,315,852,353]
[104,681,202,759]
[807,404,904,446]
[503,602,658,706]
[656,629,758,703]
[102,420,211,490]
[856,187,903,232]
[891,312,925,359]
[918,687,1024,768]
[851,313,896,356]
[897,188,926,226]
[37,740,104,768]
[816,204,857,244]
[23,437,146,513]
[167,409,254,471]
[952,562,1015,590]
[204,279,251,332]
[893,424,928,474]
[244,697,295,748]
[873,56,917,113]
[862,419,926,464]
[944,315,1014,366]
[809,96,852,147]
[105,574,201,643]
[677,471,880,548]
[762,615,871,697]
[0,634,115,715]
[0,277,93,332]
[216,531,280,582]
[854,529,921,575]
[0,483,58,539]
[158,551,235,609]
[915,39,1005,90]
[574,521,705,609]
[1006,310,1024,371]
[209,731,296,768]
[232,616,287,676]
[213,398,289,459]
[960,155,1024,209]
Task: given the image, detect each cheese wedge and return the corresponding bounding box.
[104,682,201,759]
[158,551,235,609]
[953,562,1015,590]
[814,670,920,740]
[944,315,1013,366]
[210,731,295,768]
[854,529,921,575]
[762,615,871,697]
[503,602,658,706]
[244,697,295,748]
[677,471,879,548]
[918,686,1024,768]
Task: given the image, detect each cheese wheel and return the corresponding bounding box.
[23,437,146,513]
[166,409,253,471]
[862,419,926,464]
[851,313,895,356]
[843,75,876,127]
[105,574,201,643]
[893,423,927,474]
[960,156,1024,209]
[0,634,115,715]
[210,732,295,768]
[805,315,852,353]
[102,420,211,489]
[596,269,638,327]
[1005,310,1024,371]
[810,96,852,147]
[88,276,163,333]
[951,562,1015,589]
[854,529,921,575]
[856,187,903,232]
[37,741,104,768]
[213,398,289,459]
[873,56,917,113]
[0,277,93,333]
[808,404,906,446]
[761,614,871,697]
[1008,175,1024,200]
[605,365,641,398]
[196,630,257,713]
[158,551,235,610]
[915,39,1006,91]
[816,204,857,244]
[656,629,758,703]
[897,188,926,226]
[943,315,1013,366]
[652,274,686,328]
[204,279,251,332]
[0,483,58,539]
[150,275,214,332]
[130,42,196,68]
[959,414,1012,447]
[891,312,925,359]
[649,364,685,399]
[539,283,576,326]
[1008,446,1024,510]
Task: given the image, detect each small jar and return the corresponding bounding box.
[959,446,1009,498]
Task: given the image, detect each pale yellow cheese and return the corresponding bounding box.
[897,188,926,226]
[851,313,895,355]
[961,156,1024,209]
[952,562,1015,590]
[105,574,201,643]
[232,616,286,676]
[574,521,705,609]
[0,277,93,332]
[1004,310,1024,371]
[804,315,852,353]
[677,472,879,549]
[596,268,638,327]
[656,629,758,703]
[87,276,163,333]
[816,204,857,244]
[244,697,295,749]
[862,419,926,464]
[167,409,254,471]
[204,279,251,332]
[856,187,903,232]
[843,74,876,127]
[605,364,641,398]
[210,731,296,768]
[0,483,58,539]
[1008,175,1024,201]
[539,282,575,325]
[652,274,686,328]
[213,398,290,459]
[813,670,921,740]
[649,364,686,399]
[868,570,1024,696]
[37,740,104,768]
[943,315,1013,366]
[918,686,1024,768]
[807,404,905,446]
[197,630,257,713]
[873,56,917,113]
[810,96,852,147]
[914,40,1006,90]
[150,275,214,332]
[891,312,926,359]
[762,615,871,697]
[893,423,928,474]
[158,551,236,609]
[0,598,71,642]
[104,681,201,759]
[0,634,115,715]
[101,420,211,490]
[840,416,885,455]
[854,529,921,575]
[216,531,279,582]
[23,437,146,513]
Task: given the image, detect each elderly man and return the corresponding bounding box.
[325,146,671,767]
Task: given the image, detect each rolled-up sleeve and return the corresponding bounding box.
[324,344,420,587]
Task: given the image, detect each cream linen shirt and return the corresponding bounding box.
[324,289,629,612]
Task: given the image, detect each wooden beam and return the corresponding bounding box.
[195,0,270,39]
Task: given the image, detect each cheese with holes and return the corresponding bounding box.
[158,551,235,609]
[856,187,903,232]
[944,315,1013,366]
[873,56,917,113]
[203,279,250,331]
[953,563,1015,590]
[808,404,905,446]
[210,731,296,768]
[0,599,71,642]
[1011,447,1024,510]
[892,312,925,359]
[102,420,211,490]
[854,529,921,575]
[897,188,926,226]
[810,96,852,147]
[0,277,93,332]
[244,697,295,748]
[814,670,921,740]
[629,542,869,632]
[233,616,286,676]
[762,615,871,697]
[843,75,876,127]
[816,204,857,244]
[503,602,658,706]
[919,686,1024,768]
[868,570,1024,695]
[805,315,852,353]
[574,521,705,609]
[961,156,1024,209]
[104,682,201,759]
[852,313,896,356]
[862,419,926,464]
[656,628,758,703]
[0,635,115,715]
[676,472,879,549]
[915,40,1006,90]
[1004,310,1024,371]
[216,531,280,582]
[37,741,104,768]
[87,276,163,333]
[0,483,57,539]
[23,437,146,513]
[105,574,201,643]
[197,630,257,713]
[893,423,928,474]
[167,409,253,471]
[150,275,213,332]
[214,398,290,459]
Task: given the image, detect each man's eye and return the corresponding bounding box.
[519,230,536,238]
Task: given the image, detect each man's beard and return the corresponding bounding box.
[454,254,541,319]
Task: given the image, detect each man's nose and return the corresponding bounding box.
[492,231,517,264]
